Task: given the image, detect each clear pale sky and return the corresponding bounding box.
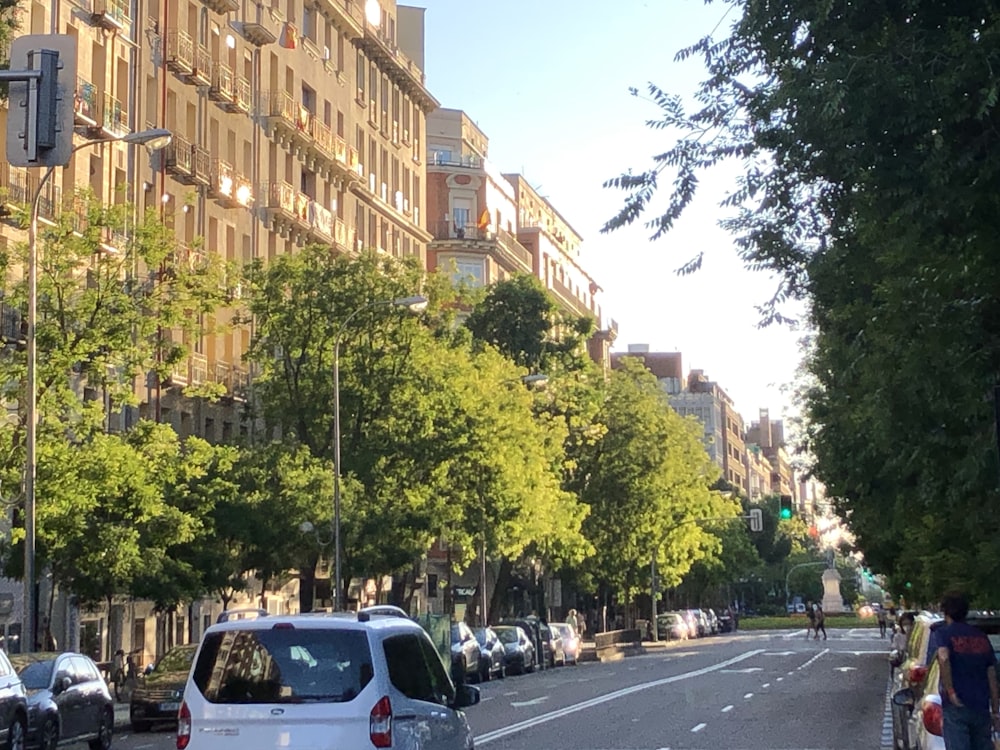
[416,0,805,424]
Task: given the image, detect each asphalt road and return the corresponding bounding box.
[100,627,893,750]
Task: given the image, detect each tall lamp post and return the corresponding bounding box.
[23,127,172,650]
[332,294,427,611]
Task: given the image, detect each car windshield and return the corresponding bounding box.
[555,624,574,638]
[495,628,519,645]
[13,658,54,690]
[154,645,197,673]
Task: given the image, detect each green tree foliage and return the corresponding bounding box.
[576,358,732,601]
[604,2,1000,600]
[0,195,226,608]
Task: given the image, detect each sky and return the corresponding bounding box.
[415,0,807,425]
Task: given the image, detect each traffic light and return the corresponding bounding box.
[779,495,793,520]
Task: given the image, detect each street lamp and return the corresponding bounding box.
[23,127,172,650]
[332,294,427,611]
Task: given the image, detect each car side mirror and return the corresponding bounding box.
[55,676,71,694]
[892,687,915,709]
[144,664,154,676]
[451,684,480,709]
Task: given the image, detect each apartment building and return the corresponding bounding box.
[0,0,436,659]
[746,408,796,501]
[425,107,616,369]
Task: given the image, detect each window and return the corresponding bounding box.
[356,50,366,101]
[452,258,484,287]
[192,629,373,704]
[427,574,438,598]
[383,633,453,705]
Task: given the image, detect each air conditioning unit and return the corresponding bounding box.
[368,173,376,192]
[323,45,331,60]
[380,182,387,201]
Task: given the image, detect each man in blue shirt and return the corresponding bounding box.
[936,592,1000,750]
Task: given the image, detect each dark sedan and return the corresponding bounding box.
[493,625,535,675]
[473,627,506,681]
[11,652,113,750]
[0,651,27,750]
[128,644,197,732]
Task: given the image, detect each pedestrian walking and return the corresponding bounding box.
[890,612,913,677]
[878,606,888,638]
[934,591,1000,750]
[805,600,816,639]
[814,604,827,640]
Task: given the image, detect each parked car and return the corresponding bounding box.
[508,618,547,670]
[656,612,689,641]
[705,609,720,635]
[890,612,943,750]
[179,610,480,750]
[0,650,27,750]
[553,623,580,664]
[11,651,113,750]
[472,627,505,681]
[129,643,198,732]
[716,609,735,633]
[539,623,564,667]
[894,613,1000,750]
[450,621,481,685]
[493,625,535,675]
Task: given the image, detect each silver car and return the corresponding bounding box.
[178,610,480,750]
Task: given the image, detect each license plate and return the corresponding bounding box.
[159,702,180,713]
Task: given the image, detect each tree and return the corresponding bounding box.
[0,195,226,619]
[575,358,733,610]
[603,3,1000,600]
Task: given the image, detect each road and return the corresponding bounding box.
[101,627,893,750]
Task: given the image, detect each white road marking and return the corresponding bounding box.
[510,696,549,707]
[776,677,784,681]
[764,650,795,656]
[474,649,765,746]
[720,667,762,673]
[762,682,770,688]
[502,691,518,696]
[835,666,857,672]
[722,704,734,712]
[744,692,754,699]
[691,723,707,733]
[797,649,829,670]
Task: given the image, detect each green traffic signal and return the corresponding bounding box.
[778,495,793,519]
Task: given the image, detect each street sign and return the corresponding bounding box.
[5,34,77,168]
[748,507,763,532]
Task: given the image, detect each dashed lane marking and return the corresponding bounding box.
[691,723,707,733]
[721,704,734,713]
[473,649,765,746]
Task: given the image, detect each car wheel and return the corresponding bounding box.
[88,709,113,750]
[7,715,25,750]
[498,662,506,679]
[38,719,58,750]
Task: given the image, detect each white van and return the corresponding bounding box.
[177,610,479,749]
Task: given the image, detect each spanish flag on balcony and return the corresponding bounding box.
[279,22,298,49]
[477,208,490,231]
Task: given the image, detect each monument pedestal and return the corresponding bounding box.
[821,567,843,614]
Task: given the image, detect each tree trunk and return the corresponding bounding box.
[489,558,512,621]
[299,556,317,613]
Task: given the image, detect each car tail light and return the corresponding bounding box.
[908,665,928,685]
[923,702,943,736]
[176,701,191,750]
[370,696,392,748]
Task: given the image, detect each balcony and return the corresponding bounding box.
[193,43,213,86]
[0,298,24,348]
[314,0,362,35]
[233,75,252,114]
[428,222,534,274]
[357,20,436,111]
[549,275,591,317]
[209,159,253,209]
[232,0,280,46]
[208,61,235,105]
[333,217,355,251]
[0,165,29,221]
[261,181,310,235]
[101,92,129,138]
[165,30,195,79]
[164,135,194,183]
[260,90,311,149]
[191,353,209,386]
[307,200,334,241]
[201,0,238,14]
[74,76,98,128]
[302,120,363,186]
[90,0,130,32]
[36,181,60,226]
[191,145,212,186]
